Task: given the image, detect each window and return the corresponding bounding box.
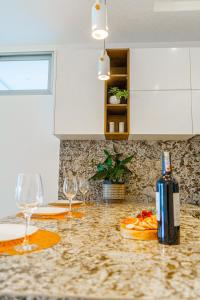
[0,53,53,94]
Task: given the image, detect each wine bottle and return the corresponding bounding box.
[156,151,180,245]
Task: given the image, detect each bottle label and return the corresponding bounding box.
[173,193,180,226]
[156,192,160,221]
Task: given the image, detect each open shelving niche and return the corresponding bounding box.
[104,49,130,140]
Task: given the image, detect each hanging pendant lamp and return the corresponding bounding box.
[98,40,110,80]
[92,0,108,40]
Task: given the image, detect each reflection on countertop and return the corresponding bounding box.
[0,200,200,300]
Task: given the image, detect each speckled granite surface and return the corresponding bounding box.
[0,201,200,300]
[59,137,200,204]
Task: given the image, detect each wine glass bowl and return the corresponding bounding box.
[15,173,44,252]
[79,177,89,205]
[63,176,78,217]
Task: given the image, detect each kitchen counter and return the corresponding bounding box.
[0,201,200,300]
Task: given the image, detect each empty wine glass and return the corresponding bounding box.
[79,177,89,205]
[15,173,44,252]
[63,176,78,217]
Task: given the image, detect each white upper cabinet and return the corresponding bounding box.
[54,47,196,140]
[192,91,200,134]
[54,47,104,138]
[131,48,190,91]
[190,48,200,89]
[130,91,192,135]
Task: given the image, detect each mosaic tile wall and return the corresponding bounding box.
[59,137,200,204]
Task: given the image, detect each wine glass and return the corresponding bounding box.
[63,176,78,217]
[15,173,44,252]
[79,177,89,205]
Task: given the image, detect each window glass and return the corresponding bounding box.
[0,53,52,94]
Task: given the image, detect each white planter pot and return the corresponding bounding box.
[109,95,120,105]
[103,182,125,202]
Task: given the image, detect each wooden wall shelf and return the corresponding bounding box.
[105,132,129,140]
[104,49,130,140]
[106,104,128,114]
[110,74,128,78]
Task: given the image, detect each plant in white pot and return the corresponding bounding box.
[108,87,129,104]
[90,144,133,202]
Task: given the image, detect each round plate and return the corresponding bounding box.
[0,224,38,242]
[34,207,68,215]
[49,200,83,206]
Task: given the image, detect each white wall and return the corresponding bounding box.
[1,42,200,218]
[0,94,60,218]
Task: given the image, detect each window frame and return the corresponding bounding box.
[0,52,53,95]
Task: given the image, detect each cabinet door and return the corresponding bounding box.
[131,48,190,91]
[54,48,104,137]
[130,91,192,135]
[190,48,200,89]
[192,91,200,134]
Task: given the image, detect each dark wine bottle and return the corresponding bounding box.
[156,151,180,245]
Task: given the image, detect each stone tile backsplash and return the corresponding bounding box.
[59,137,200,204]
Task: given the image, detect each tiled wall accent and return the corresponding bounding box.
[59,137,200,204]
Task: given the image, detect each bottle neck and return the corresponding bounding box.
[162,152,172,175]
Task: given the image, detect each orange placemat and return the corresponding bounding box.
[0,229,60,256]
[17,211,85,220]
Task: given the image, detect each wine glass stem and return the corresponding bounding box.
[83,194,85,205]
[23,213,31,246]
[69,198,72,212]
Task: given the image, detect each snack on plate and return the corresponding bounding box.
[120,209,158,240]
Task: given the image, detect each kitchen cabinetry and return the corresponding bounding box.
[190,48,200,89]
[192,91,200,134]
[129,48,193,139]
[104,49,130,140]
[131,48,190,91]
[54,46,198,140]
[54,48,104,139]
[130,91,193,137]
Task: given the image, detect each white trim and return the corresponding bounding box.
[0,52,54,95]
[189,48,194,134]
[52,51,57,135]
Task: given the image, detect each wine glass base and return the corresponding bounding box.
[15,243,38,253]
[66,211,73,219]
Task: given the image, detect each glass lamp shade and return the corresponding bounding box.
[92,0,108,40]
[98,50,110,80]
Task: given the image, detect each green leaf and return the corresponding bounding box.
[115,153,123,161]
[104,149,110,157]
[122,165,132,175]
[105,157,112,167]
[97,163,105,172]
[121,155,134,165]
[90,170,107,181]
[115,168,124,181]
[110,167,125,183]
[90,149,133,183]
[108,87,120,96]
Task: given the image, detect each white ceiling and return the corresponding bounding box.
[0,0,200,45]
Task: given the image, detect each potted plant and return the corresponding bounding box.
[108,87,129,104]
[90,144,133,202]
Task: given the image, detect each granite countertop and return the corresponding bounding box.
[0,201,200,300]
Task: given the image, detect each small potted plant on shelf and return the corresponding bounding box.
[108,87,129,104]
[90,144,133,202]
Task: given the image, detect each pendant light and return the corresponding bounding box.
[98,39,110,80]
[92,0,108,40]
